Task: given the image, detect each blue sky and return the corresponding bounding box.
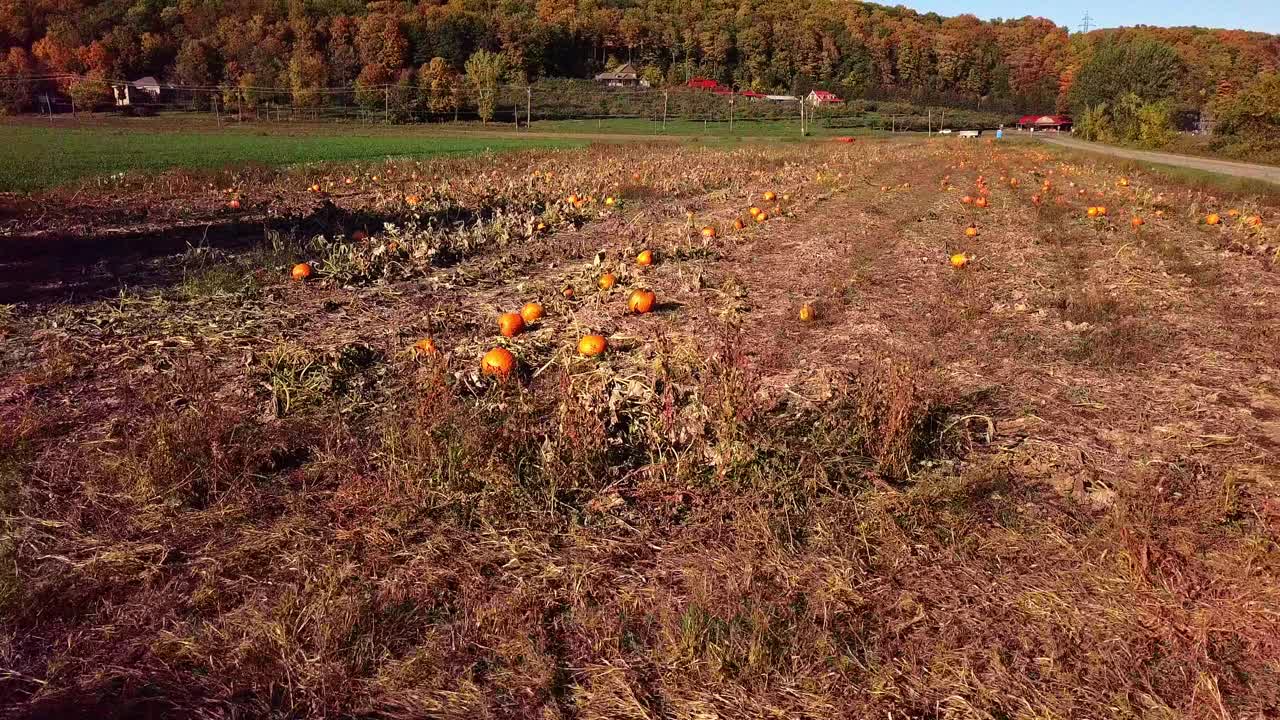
[898,1,1280,34]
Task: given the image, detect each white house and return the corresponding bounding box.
[112,76,167,107]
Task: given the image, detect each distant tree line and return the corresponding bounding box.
[0,0,1277,145]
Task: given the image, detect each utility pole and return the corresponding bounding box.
[1078,11,1094,33]
[526,86,532,131]
[729,94,734,133]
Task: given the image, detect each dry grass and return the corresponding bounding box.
[2,138,1279,719]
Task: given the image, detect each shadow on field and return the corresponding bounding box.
[0,202,401,305]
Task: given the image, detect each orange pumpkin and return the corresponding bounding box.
[1118,177,1130,187]
[961,195,973,205]
[1205,213,1221,225]
[701,226,717,239]
[975,196,989,208]
[290,262,313,281]
[519,302,544,324]
[950,253,969,269]
[604,196,616,206]
[749,206,762,217]
[1247,215,1263,227]
[755,211,768,223]
[498,312,525,338]
[413,338,438,355]
[1087,206,1099,218]
[598,273,617,291]
[799,303,816,322]
[562,285,576,299]
[763,191,777,202]
[481,347,515,377]
[733,218,745,231]
[406,194,421,206]
[636,249,654,267]
[309,184,320,193]
[1131,216,1145,229]
[965,225,978,238]
[577,334,607,357]
[228,199,241,210]
[627,288,656,314]
[1096,206,1107,216]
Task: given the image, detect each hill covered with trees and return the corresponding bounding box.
[0,0,1277,149]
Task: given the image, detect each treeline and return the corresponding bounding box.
[0,0,1277,134]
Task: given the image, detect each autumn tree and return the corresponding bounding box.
[355,63,391,113]
[289,45,328,108]
[465,49,508,124]
[418,57,458,118]
[0,47,33,114]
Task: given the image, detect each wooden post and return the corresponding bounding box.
[526,86,532,131]
[384,85,389,124]
[928,108,932,136]
[729,94,734,133]
[662,91,668,131]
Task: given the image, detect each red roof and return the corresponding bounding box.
[1019,114,1071,125]
[687,77,720,90]
[811,90,844,102]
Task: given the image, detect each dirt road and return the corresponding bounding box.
[1035,134,1280,185]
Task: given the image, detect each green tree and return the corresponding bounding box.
[465,49,508,124]
[1213,72,1280,138]
[67,73,113,111]
[1136,101,1174,147]
[1075,103,1113,142]
[1068,38,1181,113]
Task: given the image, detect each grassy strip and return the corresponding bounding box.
[0,123,584,192]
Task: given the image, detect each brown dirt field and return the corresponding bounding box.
[2,137,1280,719]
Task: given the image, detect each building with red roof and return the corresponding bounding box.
[686,77,721,91]
[806,89,845,106]
[1016,114,1072,131]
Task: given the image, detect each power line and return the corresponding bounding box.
[1078,11,1094,34]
